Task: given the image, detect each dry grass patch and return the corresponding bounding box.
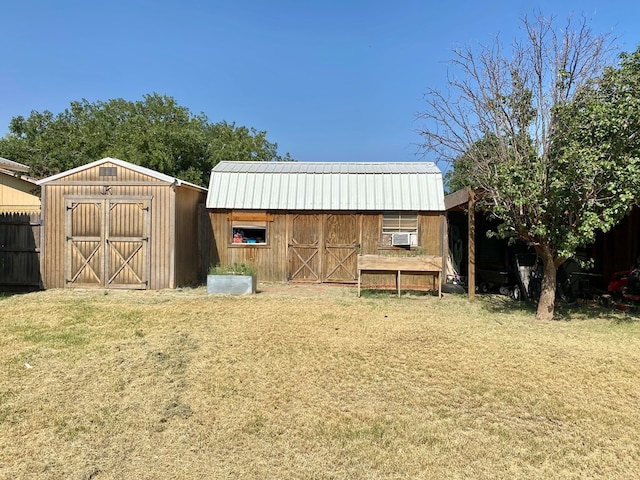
[1,285,640,479]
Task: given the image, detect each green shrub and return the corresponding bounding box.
[208,263,256,276]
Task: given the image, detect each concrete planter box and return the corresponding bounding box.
[207,274,256,295]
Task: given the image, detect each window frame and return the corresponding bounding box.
[381,212,419,234]
[227,211,273,247]
[231,223,268,246]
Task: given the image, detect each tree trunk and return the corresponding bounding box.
[536,246,557,321]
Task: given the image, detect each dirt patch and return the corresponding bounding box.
[256,281,357,298]
[255,282,437,299]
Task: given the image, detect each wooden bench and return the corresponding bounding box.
[357,254,443,298]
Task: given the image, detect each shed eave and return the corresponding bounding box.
[0,157,30,173]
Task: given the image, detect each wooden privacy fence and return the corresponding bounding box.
[0,212,42,290]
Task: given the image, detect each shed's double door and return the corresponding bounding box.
[65,197,150,289]
[288,214,360,283]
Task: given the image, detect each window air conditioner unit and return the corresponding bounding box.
[391,232,411,246]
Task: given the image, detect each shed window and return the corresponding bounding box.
[231,224,267,245]
[228,211,272,246]
[382,213,418,233]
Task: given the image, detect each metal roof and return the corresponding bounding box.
[36,157,206,191]
[0,157,30,173]
[206,161,445,211]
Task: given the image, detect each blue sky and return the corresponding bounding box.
[2,1,640,167]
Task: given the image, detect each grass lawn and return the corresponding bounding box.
[1,284,640,479]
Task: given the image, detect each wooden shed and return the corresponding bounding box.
[37,157,207,289]
[205,162,446,289]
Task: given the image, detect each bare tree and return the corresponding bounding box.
[418,12,621,319]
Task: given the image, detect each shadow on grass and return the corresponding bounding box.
[480,294,537,315]
[480,293,638,322]
[0,291,34,302]
[0,283,42,301]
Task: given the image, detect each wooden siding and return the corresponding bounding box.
[49,160,164,184]
[42,182,176,289]
[359,212,443,289]
[0,212,42,289]
[208,210,289,282]
[199,204,215,279]
[0,172,40,213]
[418,213,444,255]
[174,187,207,286]
[323,214,360,282]
[64,198,151,289]
[207,210,444,289]
[288,214,322,282]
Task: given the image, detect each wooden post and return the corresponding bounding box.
[441,214,447,296]
[468,188,476,302]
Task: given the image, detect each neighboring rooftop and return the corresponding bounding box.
[0,157,30,173]
[207,161,445,211]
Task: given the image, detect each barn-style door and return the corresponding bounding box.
[288,214,360,283]
[65,197,150,289]
[288,214,321,282]
[105,200,150,289]
[323,214,359,283]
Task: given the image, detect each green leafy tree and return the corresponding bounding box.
[418,12,633,320]
[0,93,292,185]
[552,46,640,250]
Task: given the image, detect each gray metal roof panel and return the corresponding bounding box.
[212,161,441,175]
[206,161,445,211]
